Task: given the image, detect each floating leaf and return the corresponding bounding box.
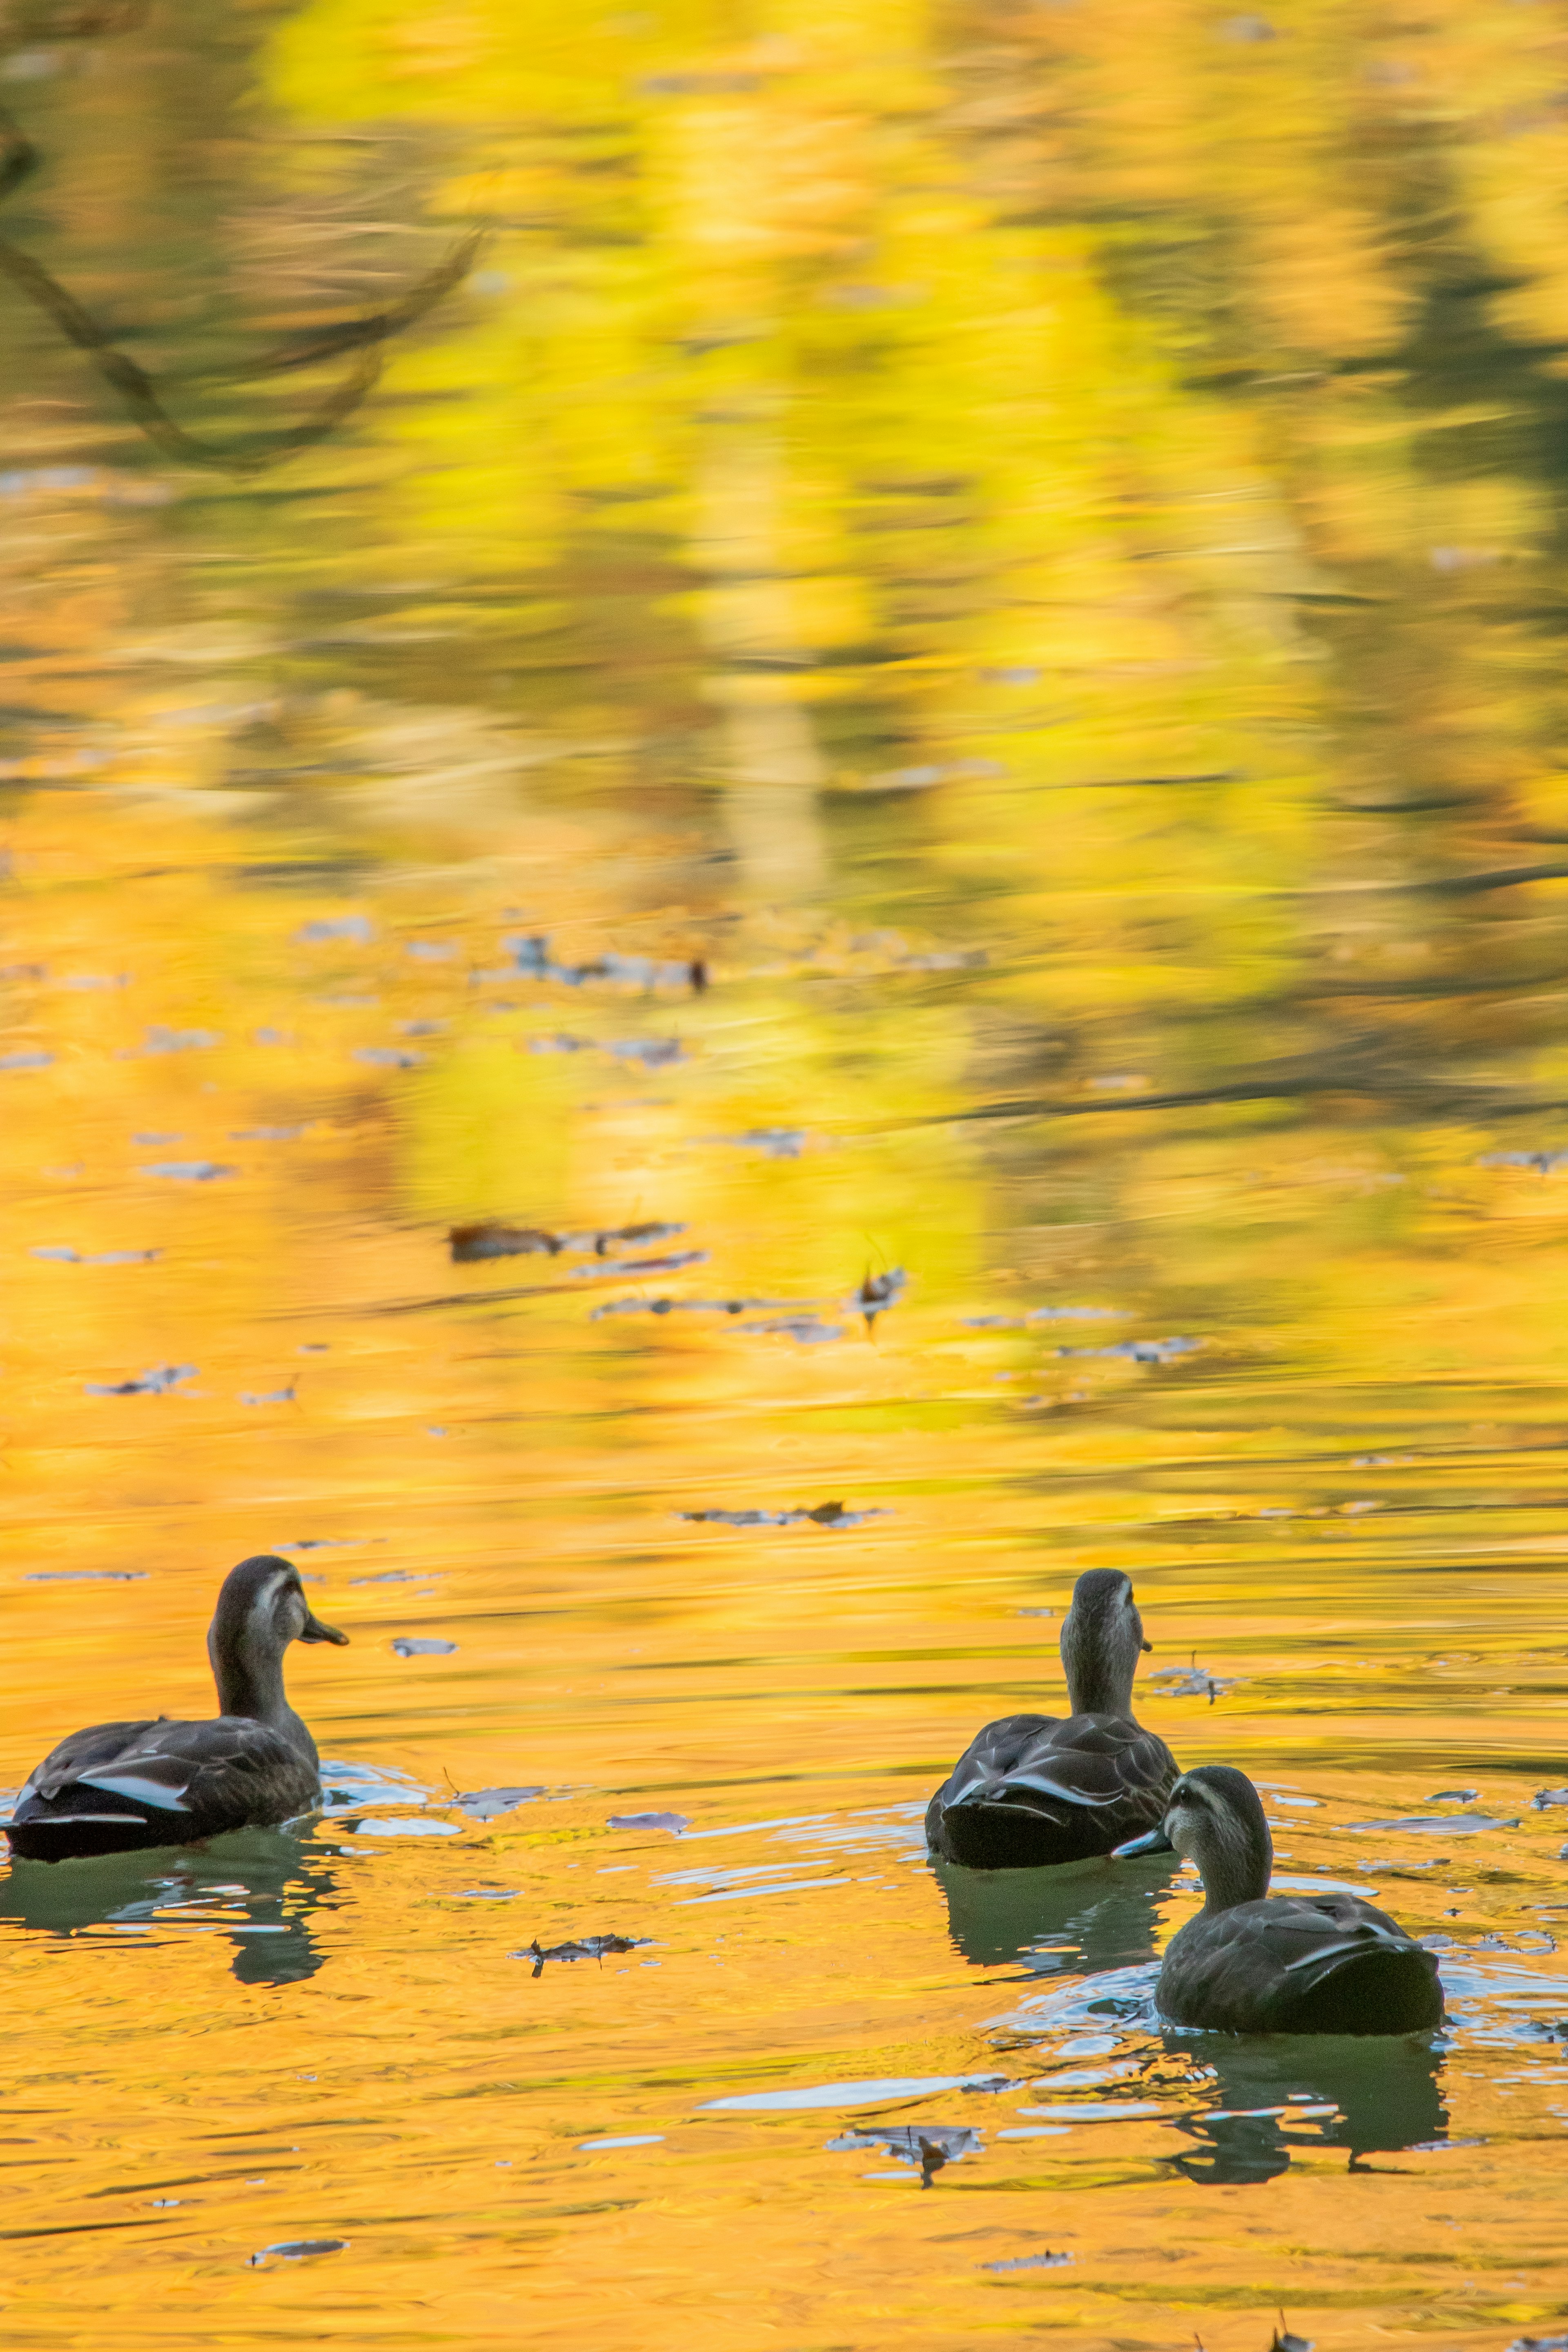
[391,1637,458,1657]
[518,1932,652,1976]
[297,915,372,944]
[246,2238,348,2267]
[454,1786,545,1820]
[142,1161,233,1181]
[980,2251,1074,2272]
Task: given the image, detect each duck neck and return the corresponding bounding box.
[1060,1621,1135,1717]
[1196,1819,1273,1913]
[213,1647,316,1763]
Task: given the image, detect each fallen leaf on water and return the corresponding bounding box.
[980,2251,1074,2272]
[85,1364,198,1396]
[450,1218,685,1264]
[297,914,372,944]
[391,1637,458,1657]
[1055,1335,1203,1365]
[855,1267,907,1327]
[590,1294,800,1321]
[454,1786,546,1820]
[506,934,705,993]
[142,1025,219,1053]
[679,1502,884,1530]
[246,2238,348,2267]
[608,1811,689,1834]
[518,1933,652,1976]
[825,2123,981,2187]
[142,1161,234,1182]
[603,1037,687,1067]
[740,1316,844,1344]
[24,1570,148,1582]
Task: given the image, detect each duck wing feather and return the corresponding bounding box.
[15,1715,319,1841]
[928,1712,1177,1869]
[1159,1893,1443,2034]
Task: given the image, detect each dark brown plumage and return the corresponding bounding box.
[8,1555,348,1862]
[1116,1766,1444,2035]
[926,1569,1177,1870]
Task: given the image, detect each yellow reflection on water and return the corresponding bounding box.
[6,0,1568,2341]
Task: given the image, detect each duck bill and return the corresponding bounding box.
[1111,1824,1174,1859]
[301,1610,349,1646]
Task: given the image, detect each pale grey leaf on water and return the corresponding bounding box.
[297,914,373,944]
[519,1932,652,1976]
[1055,1335,1203,1364]
[1533,1789,1568,1809]
[572,1250,708,1279]
[603,1037,687,1067]
[450,1217,685,1264]
[855,1267,906,1322]
[1478,1151,1568,1175]
[1347,1815,1517,1835]
[246,2238,348,2267]
[85,1364,198,1396]
[354,1045,423,1068]
[825,2122,982,2183]
[143,1025,219,1053]
[24,1570,148,1582]
[142,1161,234,1181]
[0,1049,52,1069]
[730,1127,805,1156]
[506,933,706,993]
[1149,1665,1238,1699]
[391,1637,458,1656]
[980,2251,1074,2272]
[740,1316,844,1344]
[454,1786,546,1819]
[608,1811,689,1834]
[679,1502,885,1531]
[1432,1787,1480,1802]
[590,1294,804,1321]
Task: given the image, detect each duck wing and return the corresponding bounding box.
[1159,1893,1443,2035]
[928,1712,1177,1870]
[10,1715,320,1861]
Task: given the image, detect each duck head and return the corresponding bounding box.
[209,1554,347,1735]
[1060,1569,1151,1717]
[1113,1764,1273,1911]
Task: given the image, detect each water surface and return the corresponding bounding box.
[4,0,1568,2343]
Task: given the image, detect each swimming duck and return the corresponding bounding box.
[7,1555,348,1863]
[1114,1765,1443,2034]
[926,1568,1177,1869]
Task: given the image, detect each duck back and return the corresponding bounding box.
[8,1715,321,1862]
[927,1710,1176,1871]
[1158,1891,1443,2036]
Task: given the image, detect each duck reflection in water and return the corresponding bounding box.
[1168,2029,1446,2185]
[0,1824,339,1984]
[937,1852,1173,1977]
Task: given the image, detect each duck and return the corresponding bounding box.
[1114,1764,1443,2034]
[925,1568,1178,1869]
[7,1555,348,1863]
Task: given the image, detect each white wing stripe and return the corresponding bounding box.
[78,1771,192,1813]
